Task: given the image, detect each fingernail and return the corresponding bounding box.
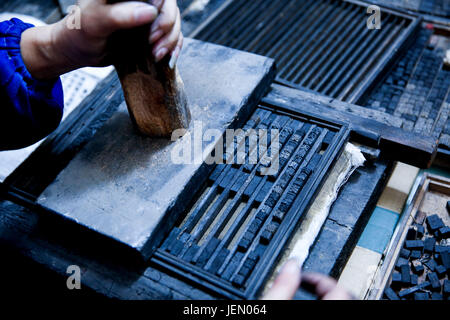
[155,47,168,62]
[149,29,163,43]
[169,47,180,69]
[151,18,160,33]
[134,5,158,23]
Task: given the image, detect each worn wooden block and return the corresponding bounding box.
[412,260,425,274]
[405,240,424,250]
[107,0,190,137]
[37,39,275,259]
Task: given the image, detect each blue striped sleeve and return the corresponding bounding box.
[0,18,64,150]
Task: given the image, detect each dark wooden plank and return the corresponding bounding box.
[0,199,214,299]
[301,159,393,278]
[265,84,438,168]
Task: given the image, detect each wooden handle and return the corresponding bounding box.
[107,0,190,137]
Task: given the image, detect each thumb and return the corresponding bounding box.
[100,2,158,34]
[263,259,301,300]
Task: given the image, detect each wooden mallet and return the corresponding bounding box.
[107,0,191,137]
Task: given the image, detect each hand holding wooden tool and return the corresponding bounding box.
[107,0,190,137]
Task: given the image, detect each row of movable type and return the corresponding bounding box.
[257,125,312,177]
[236,128,321,251]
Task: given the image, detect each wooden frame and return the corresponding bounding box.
[367,173,450,300]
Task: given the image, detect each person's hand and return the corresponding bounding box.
[263,259,353,300]
[21,0,183,79]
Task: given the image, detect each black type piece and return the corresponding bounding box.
[427,272,441,291]
[436,265,446,278]
[398,282,430,297]
[431,292,443,300]
[406,227,417,240]
[444,280,450,297]
[416,225,425,239]
[400,248,411,259]
[391,272,402,286]
[414,292,429,300]
[412,261,424,274]
[410,274,418,286]
[435,246,449,254]
[424,259,437,271]
[400,265,411,284]
[426,215,445,232]
[438,227,450,239]
[410,250,422,259]
[441,252,450,270]
[395,257,409,269]
[424,238,435,253]
[405,240,424,250]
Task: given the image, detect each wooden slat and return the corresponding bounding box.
[265,84,438,168]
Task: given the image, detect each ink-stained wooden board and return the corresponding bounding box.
[0,0,60,22]
[367,173,450,299]
[301,159,393,278]
[37,38,275,259]
[265,84,438,168]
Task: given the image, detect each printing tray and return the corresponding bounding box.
[152,100,350,299]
